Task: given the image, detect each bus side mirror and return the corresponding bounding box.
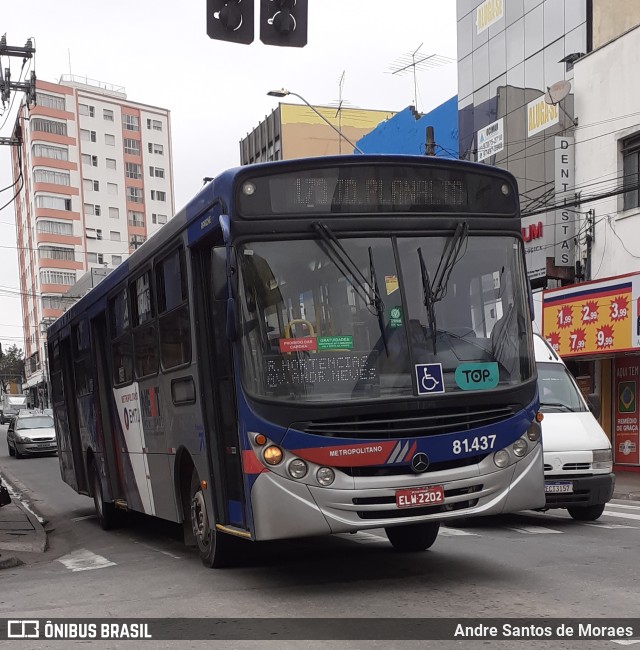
[587,393,601,420]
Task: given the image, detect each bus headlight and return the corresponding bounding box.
[494,449,510,468]
[527,421,542,442]
[316,467,335,486]
[512,438,528,457]
[263,445,283,466]
[288,458,308,479]
[592,449,613,470]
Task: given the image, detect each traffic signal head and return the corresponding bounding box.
[207,0,254,44]
[260,0,308,47]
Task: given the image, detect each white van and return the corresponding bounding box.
[534,333,615,521]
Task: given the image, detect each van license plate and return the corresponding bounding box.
[545,482,573,494]
[396,485,445,508]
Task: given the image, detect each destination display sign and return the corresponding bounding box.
[237,164,518,216]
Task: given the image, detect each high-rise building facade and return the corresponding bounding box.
[10,75,175,406]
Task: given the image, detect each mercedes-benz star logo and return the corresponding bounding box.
[411,452,430,474]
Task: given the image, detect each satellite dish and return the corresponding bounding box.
[544,80,571,105]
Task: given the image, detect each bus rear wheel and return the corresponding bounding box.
[385,522,440,552]
[90,461,120,530]
[189,471,237,568]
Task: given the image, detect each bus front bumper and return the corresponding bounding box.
[250,445,544,540]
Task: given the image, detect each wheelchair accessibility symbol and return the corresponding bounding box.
[416,363,445,395]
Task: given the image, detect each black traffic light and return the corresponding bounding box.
[207,0,254,44]
[260,0,308,48]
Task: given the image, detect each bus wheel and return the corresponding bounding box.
[90,461,119,530]
[190,472,235,568]
[385,522,440,552]
[567,504,606,521]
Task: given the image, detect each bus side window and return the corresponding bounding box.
[131,270,159,378]
[109,287,133,386]
[156,247,192,371]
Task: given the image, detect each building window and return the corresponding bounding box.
[109,207,120,219]
[623,134,640,210]
[38,246,75,261]
[146,118,163,131]
[40,270,76,285]
[110,231,121,242]
[84,203,101,216]
[78,103,95,117]
[35,195,72,211]
[105,133,116,146]
[87,252,104,264]
[35,92,66,111]
[107,183,118,196]
[106,158,117,169]
[81,154,98,167]
[34,169,71,186]
[42,295,65,310]
[32,144,69,161]
[112,255,122,265]
[130,234,146,249]
[150,190,166,202]
[149,166,165,179]
[123,114,140,131]
[31,118,67,136]
[127,187,144,203]
[83,179,100,192]
[125,162,142,179]
[152,213,168,225]
[128,211,145,227]
[103,108,114,121]
[80,129,97,142]
[148,142,164,155]
[124,138,140,155]
[36,220,74,236]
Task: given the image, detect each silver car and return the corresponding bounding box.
[6,413,57,458]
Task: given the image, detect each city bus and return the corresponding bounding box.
[47,154,544,568]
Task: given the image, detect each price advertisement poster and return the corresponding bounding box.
[614,357,640,465]
[542,273,640,358]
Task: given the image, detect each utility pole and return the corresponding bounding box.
[425,126,436,156]
[0,34,37,146]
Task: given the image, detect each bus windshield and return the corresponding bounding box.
[237,233,533,403]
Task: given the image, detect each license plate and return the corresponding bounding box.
[396,485,445,508]
[36,442,54,448]
[545,481,573,494]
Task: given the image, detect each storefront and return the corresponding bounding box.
[543,271,640,472]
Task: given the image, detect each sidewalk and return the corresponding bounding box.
[612,469,640,500]
[0,476,48,569]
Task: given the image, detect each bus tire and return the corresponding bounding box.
[385,521,440,552]
[90,461,119,531]
[567,503,606,521]
[190,471,236,568]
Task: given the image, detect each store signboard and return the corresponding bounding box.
[477,118,504,162]
[614,357,640,465]
[542,272,640,357]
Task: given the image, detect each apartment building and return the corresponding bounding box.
[10,75,174,406]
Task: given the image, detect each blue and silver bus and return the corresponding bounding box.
[48,155,544,567]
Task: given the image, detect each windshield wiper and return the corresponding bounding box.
[417,222,469,354]
[539,402,577,412]
[418,247,438,354]
[369,246,388,355]
[432,221,469,302]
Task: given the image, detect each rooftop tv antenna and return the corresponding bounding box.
[388,44,454,111]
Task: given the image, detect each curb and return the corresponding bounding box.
[0,498,48,554]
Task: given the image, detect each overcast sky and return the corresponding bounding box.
[0,0,458,356]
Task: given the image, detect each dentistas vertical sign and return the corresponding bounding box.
[554,136,575,267]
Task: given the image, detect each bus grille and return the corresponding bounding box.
[342,455,485,477]
[295,405,516,439]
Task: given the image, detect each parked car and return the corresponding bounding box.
[534,333,615,521]
[0,393,28,424]
[6,412,57,459]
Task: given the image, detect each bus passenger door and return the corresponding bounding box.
[91,313,123,502]
[191,244,247,531]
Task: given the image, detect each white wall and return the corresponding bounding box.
[573,25,640,281]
